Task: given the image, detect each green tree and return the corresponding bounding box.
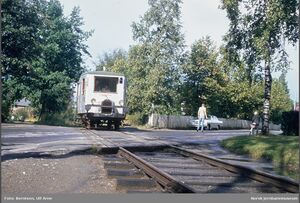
[182,37,264,119]
[218,44,265,119]
[131,0,186,115]
[34,1,91,120]
[182,37,227,116]
[270,79,293,124]
[31,72,73,120]
[1,0,92,121]
[126,45,151,115]
[39,3,91,82]
[226,81,264,119]
[278,71,290,94]
[1,0,43,119]
[95,49,127,72]
[221,0,298,134]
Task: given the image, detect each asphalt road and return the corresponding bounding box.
[1,123,93,159]
[1,123,280,194]
[2,123,252,158]
[2,123,281,163]
[1,123,120,194]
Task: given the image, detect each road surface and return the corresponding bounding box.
[1,123,279,194]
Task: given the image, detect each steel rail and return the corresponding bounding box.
[84,129,298,193]
[168,146,299,193]
[118,147,196,193]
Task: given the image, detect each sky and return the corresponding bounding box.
[59,0,299,102]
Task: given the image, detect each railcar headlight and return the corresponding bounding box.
[119,100,124,106]
[91,98,96,104]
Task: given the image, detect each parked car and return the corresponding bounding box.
[191,115,223,130]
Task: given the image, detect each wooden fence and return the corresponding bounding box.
[147,114,281,130]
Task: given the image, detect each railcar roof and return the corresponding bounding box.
[81,71,125,77]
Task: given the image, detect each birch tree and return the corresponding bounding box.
[221,0,298,134]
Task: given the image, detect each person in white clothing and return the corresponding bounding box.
[197,104,208,132]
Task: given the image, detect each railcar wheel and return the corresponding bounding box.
[85,122,90,129]
[86,120,92,129]
[81,114,90,129]
[114,121,120,131]
[108,121,112,130]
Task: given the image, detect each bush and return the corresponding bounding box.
[12,108,30,121]
[36,108,78,127]
[125,113,148,126]
[281,111,299,136]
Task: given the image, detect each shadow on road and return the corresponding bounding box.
[1,147,95,162]
[88,126,152,133]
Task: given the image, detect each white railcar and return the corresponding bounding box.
[76,71,126,130]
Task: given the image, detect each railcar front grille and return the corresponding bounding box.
[101,99,113,114]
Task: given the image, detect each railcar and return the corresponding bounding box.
[76,71,126,130]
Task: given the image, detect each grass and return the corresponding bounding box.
[220,135,299,180]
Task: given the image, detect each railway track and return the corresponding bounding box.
[106,146,298,193]
[85,129,299,193]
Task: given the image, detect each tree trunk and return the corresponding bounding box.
[262,57,272,135]
[38,102,45,121]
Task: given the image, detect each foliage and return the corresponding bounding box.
[12,108,30,121]
[1,0,92,121]
[94,45,150,115]
[32,72,73,120]
[125,45,151,115]
[93,0,187,118]
[1,0,42,119]
[1,78,29,120]
[2,0,42,79]
[182,37,261,120]
[221,0,299,134]
[270,79,293,123]
[181,36,292,121]
[96,49,127,72]
[35,107,78,127]
[125,113,148,126]
[281,111,299,136]
[223,81,264,119]
[2,0,295,127]
[182,36,224,116]
[130,0,186,116]
[221,136,299,180]
[218,79,292,121]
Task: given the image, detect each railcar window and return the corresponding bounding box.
[94,77,118,93]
